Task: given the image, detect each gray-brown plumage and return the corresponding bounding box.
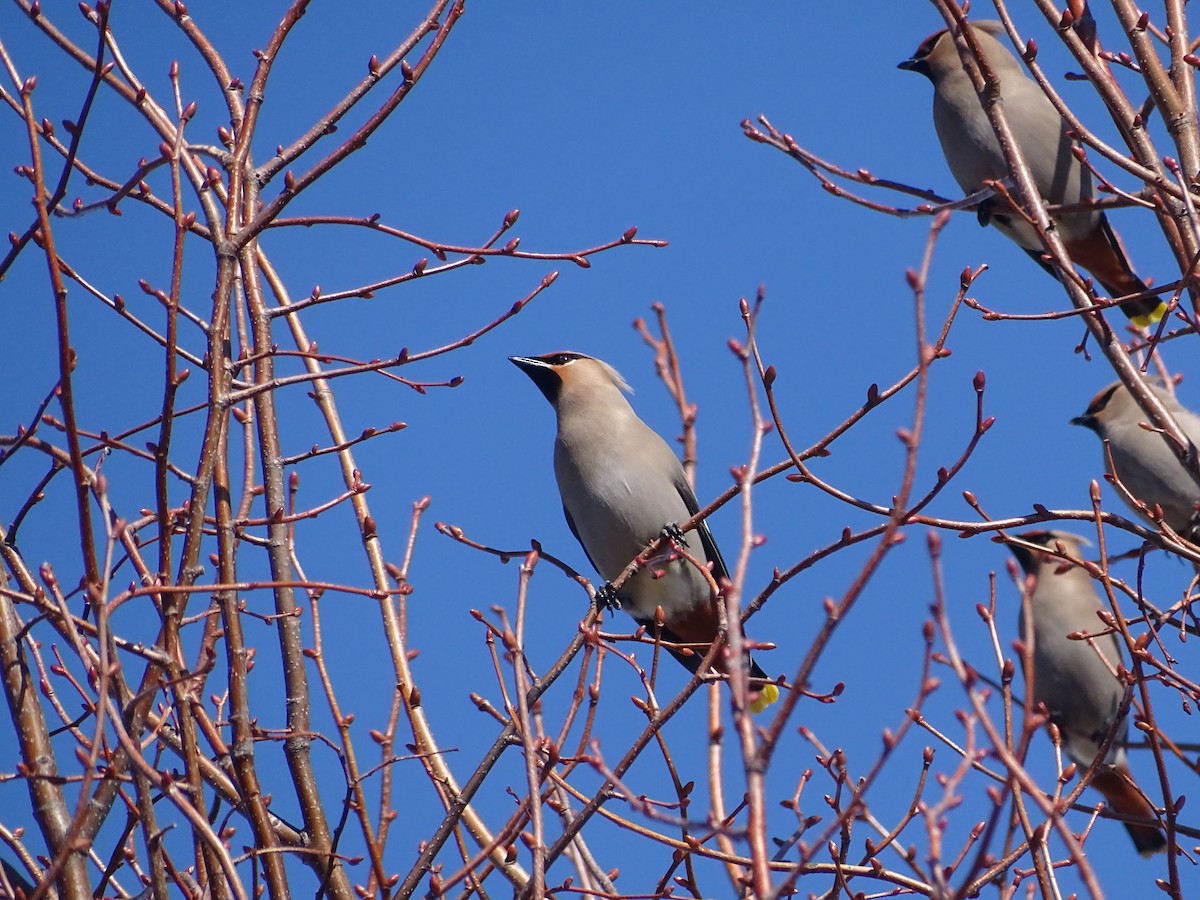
[510,351,778,712]
[900,21,1165,326]
[1072,380,1200,539]
[1008,530,1166,856]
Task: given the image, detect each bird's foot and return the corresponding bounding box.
[660,523,686,545]
[1186,507,1200,542]
[595,582,621,612]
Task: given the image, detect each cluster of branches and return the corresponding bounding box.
[0,0,1195,899]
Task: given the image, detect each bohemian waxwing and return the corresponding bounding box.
[1008,531,1167,856]
[900,21,1166,327]
[510,352,779,713]
[1072,381,1200,539]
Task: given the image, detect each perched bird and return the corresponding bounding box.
[1072,380,1200,539]
[510,351,779,713]
[899,21,1166,327]
[1008,530,1167,856]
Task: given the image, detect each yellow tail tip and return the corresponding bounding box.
[1130,301,1168,329]
[751,683,780,714]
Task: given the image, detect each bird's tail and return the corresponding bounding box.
[654,604,779,713]
[1066,214,1167,327]
[1090,765,1168,857]
[749,659,780,714]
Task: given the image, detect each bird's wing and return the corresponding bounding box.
[674,474,730,584]
[562,503,603,576]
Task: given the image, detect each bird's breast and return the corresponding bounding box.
[554,444,711,620]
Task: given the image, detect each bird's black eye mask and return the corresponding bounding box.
[898,30,944,76]
[543,352,585,366]
[1087,384,1121,417]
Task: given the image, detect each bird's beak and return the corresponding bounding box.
[1069,415,1095,430]
[510,356,561,403]
[509,356,542,372]
[897,57,929,76]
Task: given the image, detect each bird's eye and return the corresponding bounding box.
[549,352,582,365]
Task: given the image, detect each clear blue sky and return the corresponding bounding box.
[0,3,1190,896]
